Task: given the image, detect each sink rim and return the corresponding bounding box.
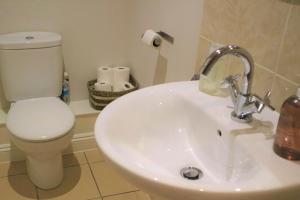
[95,81,300,195]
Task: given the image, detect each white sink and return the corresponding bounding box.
[95,81,300,200]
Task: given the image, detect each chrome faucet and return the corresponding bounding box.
[192,45,274,123]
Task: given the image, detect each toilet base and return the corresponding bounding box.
[26,153,64,189]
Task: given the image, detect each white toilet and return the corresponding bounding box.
[0,32,75,189]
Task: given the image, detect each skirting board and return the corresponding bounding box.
[0,132,98,163]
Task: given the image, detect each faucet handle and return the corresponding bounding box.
[221,74,240,86]
[262,90,275,111]
[253,90,275,112]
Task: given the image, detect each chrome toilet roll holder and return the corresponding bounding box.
[141,30,174,48]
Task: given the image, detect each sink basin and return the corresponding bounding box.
[95,81,300,200]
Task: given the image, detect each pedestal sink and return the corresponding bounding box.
[95,81,300,200]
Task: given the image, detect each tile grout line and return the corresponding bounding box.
[101,189,141,198]
[271,2,294,93]
[257,62,299,86]
[84,152,104,199]
[273,1,293,75]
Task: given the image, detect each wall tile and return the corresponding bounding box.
[200,0,239,44]
[270,75,298,111]
[277,3,300,84]
[235,0,291,71]
[198,0,299,110]
[194,36,212,74]
[252,66,274,98]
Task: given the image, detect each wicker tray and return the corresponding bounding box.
[87,75,138,110]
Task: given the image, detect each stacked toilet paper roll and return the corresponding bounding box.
[95,66,114,92]
[94,81,112,92]
[113,67,134,92]
[95,65,134,92]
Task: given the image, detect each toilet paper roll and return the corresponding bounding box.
[113,81,135,92]
[142,29,162,48]
[94,81,112,92]
[122,82,135,91]
[113,67,130,92]
[97,66,114,85]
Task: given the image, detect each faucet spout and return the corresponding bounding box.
[200,45,254,96]
[193,45,272,123]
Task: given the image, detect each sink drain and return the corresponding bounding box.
[180,166,203,180]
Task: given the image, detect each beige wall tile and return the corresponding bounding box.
[277,3,300,84]
[0,160,26,178]
[90,162,137,196]
[198,0,298,110]
[38,165,100,200]
[62,152,87,168]
[252,66,275,98]
[195,36,212,74]
[200,0,291,71]
[85,149,106,164]
[0,174,37,199]
[235,0,291,71]
[271,75,298,111]
[103,191,150,200]
[200,0,239,44]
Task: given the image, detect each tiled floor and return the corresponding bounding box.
[0,149,153,200]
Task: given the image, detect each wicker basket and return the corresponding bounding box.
[87,75,138,110]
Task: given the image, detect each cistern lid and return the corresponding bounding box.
[6,97,75,142]
[0,32,62,50]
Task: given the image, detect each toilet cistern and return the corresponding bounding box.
[192,45,274,123]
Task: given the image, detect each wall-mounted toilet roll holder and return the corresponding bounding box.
[141,30,174,48]
[156,31,174,44]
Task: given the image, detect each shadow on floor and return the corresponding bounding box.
[8,154,82,199]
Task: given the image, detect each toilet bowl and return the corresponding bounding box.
[0,32,75,189]
[6,97,75,189]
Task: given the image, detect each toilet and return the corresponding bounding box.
[0,32,75,189]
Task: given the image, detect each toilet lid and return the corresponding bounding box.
[6,97,75,142]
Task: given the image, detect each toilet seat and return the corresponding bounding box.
[6,97,75,142]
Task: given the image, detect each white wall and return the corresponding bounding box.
[128,0,203,87]
[0,0,133,103]
[0,0,203,105]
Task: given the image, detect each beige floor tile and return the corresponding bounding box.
[85,149,105,163]
[103,191,151,200]
[38,165,100,200]
[63,152,87,167]
[0,174,37,199]
[70,138,98,152]
[90,162,137,196]
[149,194,170,200]
[0,160,27,178]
